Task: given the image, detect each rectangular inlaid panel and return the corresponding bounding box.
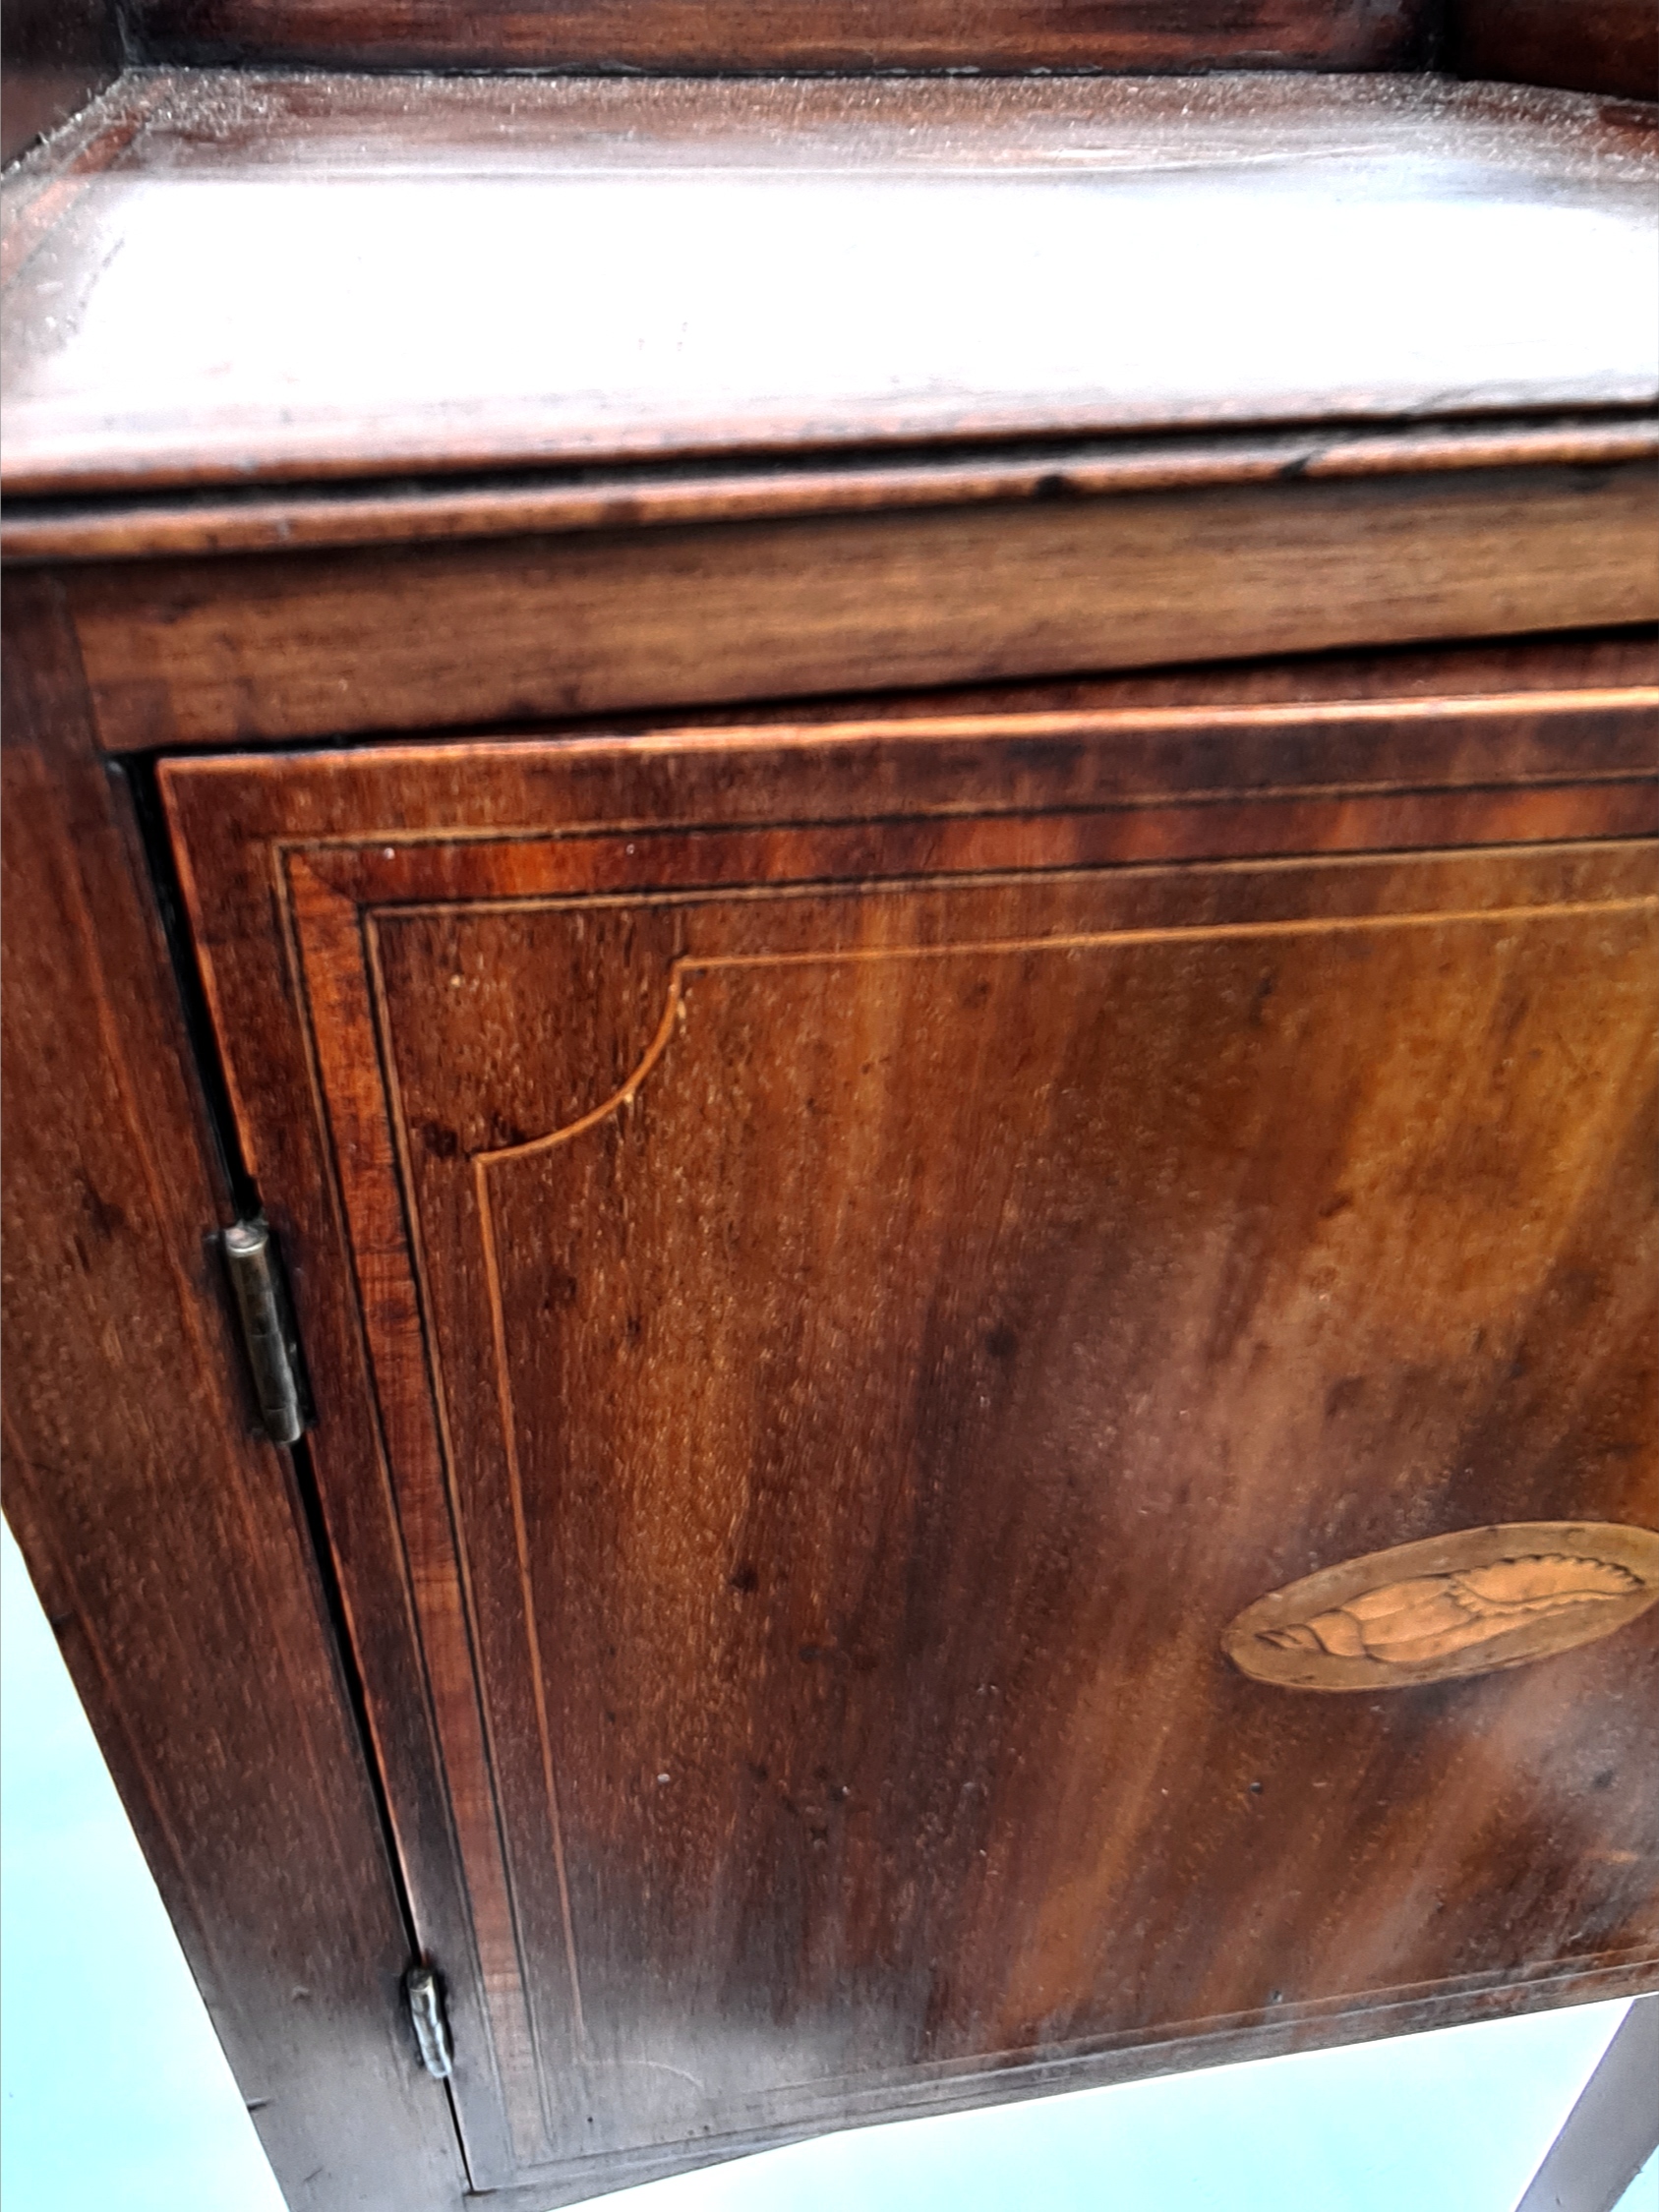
[162,696,1659,2198]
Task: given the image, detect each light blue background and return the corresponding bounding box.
[3,1519,1650,2212]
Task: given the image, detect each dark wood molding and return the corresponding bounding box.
[6,419,1654,567]
[0,570,468,2212]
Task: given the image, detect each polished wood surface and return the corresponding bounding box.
[4,33,1654,2203]
[0,573,466,2212]
[551,631,1659,733]
[126,0,1431,74]
[3,72,1654,498]
[161,686,1659,2198]
[64,461,1659,749]
[7,417,1654,566]
[1452,0,1659,102]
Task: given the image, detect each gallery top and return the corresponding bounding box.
[1,68,1654,498]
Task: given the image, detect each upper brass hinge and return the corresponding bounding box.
[221,1218,309,1447]
[404,1964,454,2080]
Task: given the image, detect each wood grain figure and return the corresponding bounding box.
[159,689,1659,2197]
[4,32,1657,2207]
[60,466,1659,749]
[0,573,466,2211]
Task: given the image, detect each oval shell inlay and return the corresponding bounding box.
[1223,1522,1659,1690]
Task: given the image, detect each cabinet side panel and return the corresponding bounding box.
[0,571,466,2212]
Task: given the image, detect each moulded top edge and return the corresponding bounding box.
[4,69,1655,498]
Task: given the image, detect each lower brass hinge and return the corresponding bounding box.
[221,1219,309,1447]
[405,1964,454,2080]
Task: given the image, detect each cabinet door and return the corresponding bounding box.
[162,691,1659,2200]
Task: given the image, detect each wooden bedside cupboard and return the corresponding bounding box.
[4,14,1657,2207]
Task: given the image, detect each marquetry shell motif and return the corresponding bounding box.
[1223,1523,1659,1690]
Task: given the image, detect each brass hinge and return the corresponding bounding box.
[221,1219,309,1447]
[405,1964,454,2080]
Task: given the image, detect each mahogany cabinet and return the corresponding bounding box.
[3,31,1658,2212]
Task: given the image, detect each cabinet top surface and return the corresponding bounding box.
[2,69,1655,497]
